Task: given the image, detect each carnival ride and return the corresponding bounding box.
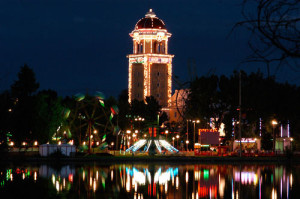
[58,92,118,153]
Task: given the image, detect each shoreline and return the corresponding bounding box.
[1,154,300,164]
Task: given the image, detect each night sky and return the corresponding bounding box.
[1,0,299,98]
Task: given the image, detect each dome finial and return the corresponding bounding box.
[145,8,156,18]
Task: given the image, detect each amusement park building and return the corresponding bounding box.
[127,9,173,108]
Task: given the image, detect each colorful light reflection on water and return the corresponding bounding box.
[0,163,299,198]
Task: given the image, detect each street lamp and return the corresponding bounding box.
[165,130,169,139]
[176,134,180,148]
[272,120,278,153]
[192,120,200,150]
[186,140,189,151]
[172,137,175,146]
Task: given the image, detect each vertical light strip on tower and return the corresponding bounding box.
[128,63,132,103]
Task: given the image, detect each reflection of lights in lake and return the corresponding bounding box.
[52,174,55,184]
[93,179,97,192]
[165,183,168,193]
[56,181,60,192]
[22,173,25,180]
[195,170,201,181]
[111,170,113,181]
[34,171,37,181]
[90,177,92,187]
[96,171,99,180]
[219,174,225,198]
[272,188,277,199]
[175,176,179,190]
[235,172,258,185]
[126,167,178,186]
[185,171,188,183]
[132,168,146,185]
[290,174,293,187]
[63,178,66,188]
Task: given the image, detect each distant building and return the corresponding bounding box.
[168,89,189,123]
[128,9,174,107]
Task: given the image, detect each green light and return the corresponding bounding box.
[102,178,105,189]
[271,174,273,183]
[95,91,105,100]
[203,169,209,180]
[99,99,105,107]
[74,93,85,101]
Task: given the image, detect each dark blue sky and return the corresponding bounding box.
[1,0,299,98]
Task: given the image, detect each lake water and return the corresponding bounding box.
[0,162,299,198]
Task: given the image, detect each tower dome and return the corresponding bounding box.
[135,9,166,29]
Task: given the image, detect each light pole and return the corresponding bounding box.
[165,130,169,140]
[186,140,189,151]
[172,137,175,146]
[126,130,131,150]
[186,120,189,151]
[272,120,278,153]
[192,120,200,150]
[176,134,180,149]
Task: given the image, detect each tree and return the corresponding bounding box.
[11,64,39,98]
[185,75,231,131]
[7,65,39,146]
[32,90,65,144]
[235,0,300,76]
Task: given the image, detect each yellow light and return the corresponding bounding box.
[93,130,97,134]
[126,130,131,134]
[58,141,61,145]
[128,64,132,103]
[185,171,189,183]
[176,135,179,139]
[34,141,38,146]
[272,120,278,125]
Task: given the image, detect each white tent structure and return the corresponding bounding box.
[126,139,179,154]
[39,144,76,157]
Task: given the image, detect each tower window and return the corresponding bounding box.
[157,83,160,87]
[156,94,160,98]
[137,83,139,87]
[157,72,160,76]
[137,93,140,98]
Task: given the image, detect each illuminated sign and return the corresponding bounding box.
[199,129,218,133]
[149,57,169,63]
[234,138,256,143]
[129,57,144,64]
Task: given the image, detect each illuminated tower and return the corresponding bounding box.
[128,9,173,107]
